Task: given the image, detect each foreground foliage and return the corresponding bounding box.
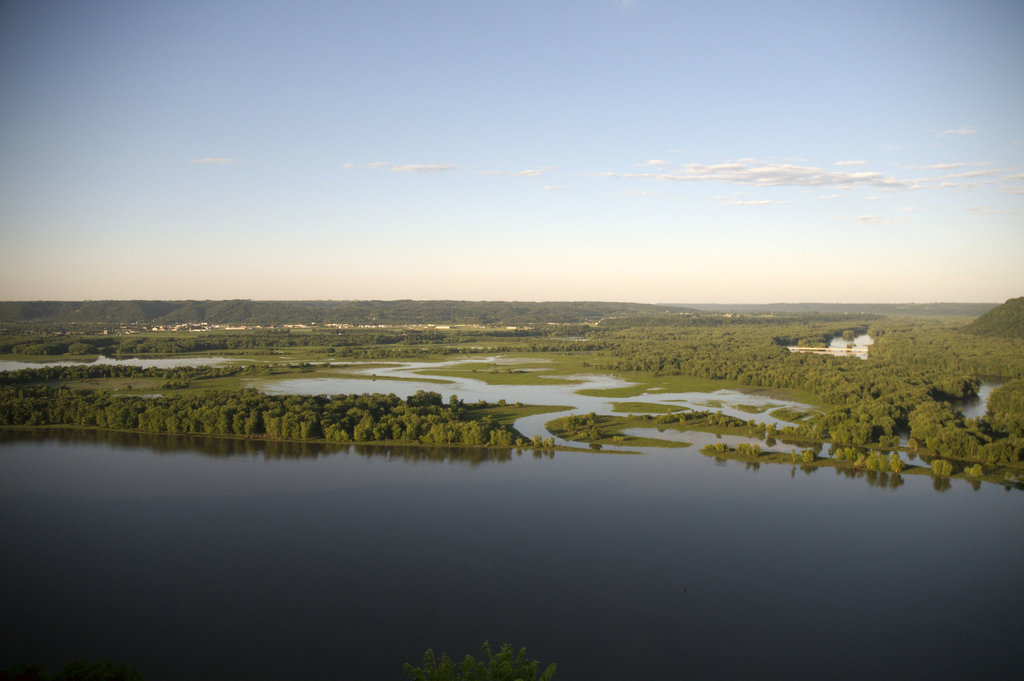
[0,659,143,681]
[404,642,555,681]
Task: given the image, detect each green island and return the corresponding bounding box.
[2,298,1024,488]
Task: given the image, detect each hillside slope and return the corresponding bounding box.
[0,300,694,326]
[964,297,1024,338]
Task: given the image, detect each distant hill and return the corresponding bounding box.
[0,300,695,326]
[671,302,998,317]
[963,297,1024,338]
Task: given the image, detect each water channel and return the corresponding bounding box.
[256,357,823,452]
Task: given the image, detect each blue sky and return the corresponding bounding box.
[1,0,1021,303]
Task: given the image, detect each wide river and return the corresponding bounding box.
[1,428,1020,681]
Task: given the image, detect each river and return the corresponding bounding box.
[0,430,1021,681]
[0,356,233,372]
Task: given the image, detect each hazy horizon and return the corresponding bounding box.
[2,0,1022,303]
[0,292,999,303]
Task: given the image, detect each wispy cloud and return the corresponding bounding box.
[190,157,235,165]
[591,158,911,189]
[390,164,459,173]
[478,166,552,178]
[835,160,867,166]
[636,159,672,167]
[964,205,1022,215]
[543,185,566,191]
[856,215,895,224]
[716,199,793,206]
[937,169,1002,180]
[938,126,978,137]
[908,164,1019,191]
[343,161,392,169]
[908,162,974,170]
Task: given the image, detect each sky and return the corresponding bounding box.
[1,0,1022,304]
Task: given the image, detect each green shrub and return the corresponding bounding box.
[404,642,556,681]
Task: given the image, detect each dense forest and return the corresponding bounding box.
[964,296,1024,338]
[589,312,1024,467]
[0,386,528,448]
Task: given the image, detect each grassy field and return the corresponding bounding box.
[419,353,603,385]
[543,410,782,450]
[469,403,573,429]
[575,373,734,398]
[769,406,821,422]
[610,401,688,414]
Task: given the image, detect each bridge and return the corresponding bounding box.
[786,346,869,358]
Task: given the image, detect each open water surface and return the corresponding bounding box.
[0,430,1020,681]
[0,356,233,372]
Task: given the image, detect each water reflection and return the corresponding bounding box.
[0,428,552,465]
[828,333,873,349]
[833,467,906,490]
[2,428,1021,681]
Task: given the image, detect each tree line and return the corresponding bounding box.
[0,387,523,448]
[591,321,1024,468]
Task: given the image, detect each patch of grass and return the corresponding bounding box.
[700,444,809,466]
[733,403,780,414]
[420,366,572,386]
[739,386,827,408]
[575,385,647,398]
[769,407,819,422]
[330,369,452,384]
[243,366,453,394]
[611,401,687,414]
[577,373,740,398]
[546,412,692,448]
[467,403,573,429]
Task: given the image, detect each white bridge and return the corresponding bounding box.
[786,345,869,358]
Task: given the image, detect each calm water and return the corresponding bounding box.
[828,333,873,349]
[1,430,1020,681]
[957,380,1003,420]
[0,356,233,372]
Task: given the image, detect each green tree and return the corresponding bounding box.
[888,452,904,473]
[931,459,953,477]
[0,659,146,681]
[52,659,145,681]
[403,642,555,681]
